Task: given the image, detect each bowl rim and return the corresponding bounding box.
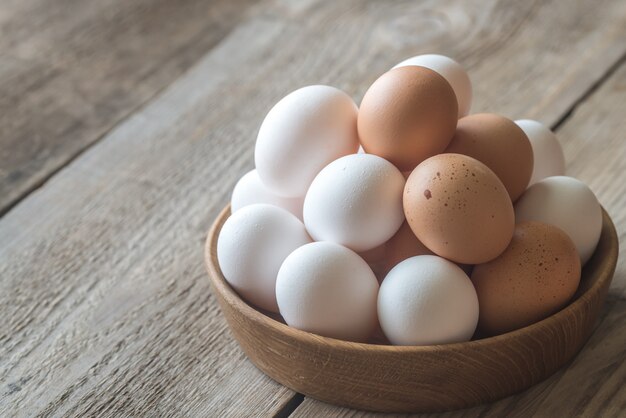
[206,204,618,353]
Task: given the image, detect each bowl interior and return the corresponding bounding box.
[204,205,618,412]
[206,205,617,351]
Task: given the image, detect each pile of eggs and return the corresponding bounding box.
[217,54,603,345]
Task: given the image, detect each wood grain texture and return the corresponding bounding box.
[205,205,618,413]
[0,0,258,216]
[1,0,626,415]
[291,299,626,418]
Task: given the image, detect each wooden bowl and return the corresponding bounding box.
[204,205,618,413]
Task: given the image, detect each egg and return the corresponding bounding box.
[472,221,581,336]
[231,169,304,219]
[404,153,515,264]
[358,66,458,171]
[515,176,602,264]
[255,85,359,197]
[275,242,379,342]
[515,119,566,185]
[383,221,433,272]
[445,113,533,201]
[393,54,472,118]
[378,255,479,345]
[304,154,405,252]
[217,204,312,312]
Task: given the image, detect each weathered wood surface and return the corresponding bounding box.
[294,47,626,418]
[1,0,626,416]
[0,0,258,216]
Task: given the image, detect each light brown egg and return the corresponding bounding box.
[358,66,458,171]
[445,113,533,201]
[404,153,514,264]
[471,221,581,336]
[383,221,433,272]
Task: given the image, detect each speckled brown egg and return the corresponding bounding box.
[404,153,514,264]
[471,221,581,336]
[383,221,433,272]
[445,113,533,201]
[358,66,458,171]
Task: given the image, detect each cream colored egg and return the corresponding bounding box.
[515,119,565,185]
[303,154,405,252]
[217,204,312,312]
[255,85,359,197]
[231,169,303,219]
[378,255,479,345]
[276,242,379,342]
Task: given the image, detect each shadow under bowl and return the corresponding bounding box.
[204,205,618,413]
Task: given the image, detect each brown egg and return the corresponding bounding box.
[445,113,533,201]
[359,244,387,283]
[383,221,433,272]
[404,153,514,264]
[359,243,386,264]
[358,66,458,171]
[471,221,581,336]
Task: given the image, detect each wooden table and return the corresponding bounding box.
[1,1,625,416]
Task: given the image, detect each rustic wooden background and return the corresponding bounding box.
[1,0,625,416]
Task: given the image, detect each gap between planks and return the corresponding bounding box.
[551,50,626,131]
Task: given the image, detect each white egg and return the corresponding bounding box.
[217,204,311,312]
[231,169,304,219]
[515,119,565,185]
[275,241,379,342]
[393,54,472,118]
[515,176,602,264]
[378,255,479,346]
[303,154,405,252]
[255,85,359,197]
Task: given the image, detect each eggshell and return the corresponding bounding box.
[255,85,359,197]
[378,255,479,345]
[217,204,312,312]
[515,176,602,264]
[304,154,405,252]
[515,119,566,185]
[404,154,515,264]
[231,169,304,219]
[358,66,458,171]
[445,113,534,201]
[394,54,472,118]
[383,221,433,272]
[276,242,379,342]
[471,221,581,336]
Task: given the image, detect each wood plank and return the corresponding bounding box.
[1,0,626,415]
[294,43,626,418]
[0,0,258,216]
[559,59,626,298]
